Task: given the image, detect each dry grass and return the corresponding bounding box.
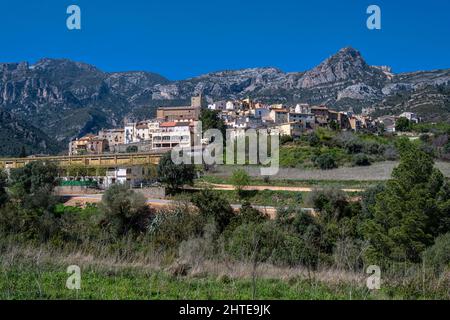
[0,241,364,287]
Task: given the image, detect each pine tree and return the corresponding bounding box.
[363,142,450,264]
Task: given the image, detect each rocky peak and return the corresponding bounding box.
[298,47,384,88]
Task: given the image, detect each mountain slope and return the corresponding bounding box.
[0,47,449,155]
[0,110,62,156]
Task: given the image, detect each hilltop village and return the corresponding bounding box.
[69,96,419,156]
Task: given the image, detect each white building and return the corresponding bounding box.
[208,100,227,111]
[151,121,192,149]
[399,112,420,123]
[226,101,242,111]
[124,123,136,144]
[135,121,150,142]
[295,103,310,114]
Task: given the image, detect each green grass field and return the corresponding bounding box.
[2,261,446,300]
[0,263,408,300]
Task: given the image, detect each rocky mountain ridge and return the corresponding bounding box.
[0,47,449,155]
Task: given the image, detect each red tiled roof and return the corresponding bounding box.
[160,122,177,127]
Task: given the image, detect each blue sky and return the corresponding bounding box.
[0,0,449,79]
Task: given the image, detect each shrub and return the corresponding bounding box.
[0,170,8,207]
[383,145,398,160]
[230,169,250,198]
[126,145,138,153]
[352,153,371,166]
[306,188,352,223]
[226,221,307,266]
[363,141,385,155]
[444,141,450,154]
[396,117,411,132]
[9,161,59,196]
[419,134,431,143]
[422,233,450,274]
[148,205,204,251]
[308,132,320,147]
[99,184,154,237]
[314,154,337,170]
[333,238,367,271]
[191,189,234,233]
[231,201,268,227]
[157,152,196,193]
[334,132,363,154]
[280,135,294,145]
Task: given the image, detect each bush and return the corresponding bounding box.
[280,135,294,145]
[9,161,59,196]
[99,184,154,237]
[0,170,8,207]
[308,132,320,147]
[230,169,250,198]
[148,205,204,251]
[363,141,385,155]
[226,221,308,266]
[396,117,411,132]
[191,189,234,233]
[314,154,337,170]
[422,233,450,273]
[157,152,196,193]
[230,201,268,227]
[333,238,367,271]
[126,146,138,153]
[352,153,371,166]
[334,132,363,154]
[383,145,398,160]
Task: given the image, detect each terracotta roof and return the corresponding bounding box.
[160,122,177,127]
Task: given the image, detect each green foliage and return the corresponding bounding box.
[307,132,320,147]
[157,152,196,193]
[444,141,450,154]
[230,169,250,198]
[314,153,337,170]
[226,221,305,266]
[126,145,138,153]
[395,117,412,132]
[422,233,450,273]
[148,205,204,251]
[9,161,59,196]
[236,202,268,225]
[191,189,234,233]
[352,153,371,166]
[280,135,294,145]
[199,109,226,138]
[362,142,450,264]
[0,170,8,207]
[99,184,154,237]
[361,183,386,219]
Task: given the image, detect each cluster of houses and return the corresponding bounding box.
[69,96,420,156]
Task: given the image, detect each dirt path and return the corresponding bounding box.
[194,183,364,193]
[63,194,285,219]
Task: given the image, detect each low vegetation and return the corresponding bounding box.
[0,140,449,300]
